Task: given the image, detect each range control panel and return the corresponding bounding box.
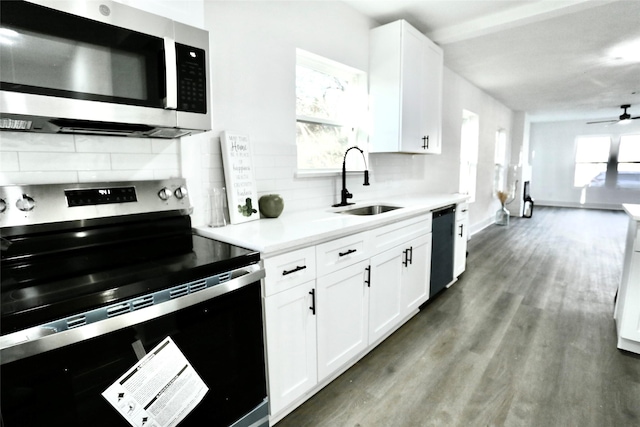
[0,179,191,228]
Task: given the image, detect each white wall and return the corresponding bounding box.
[530,119,640,209]
[436,68,515,234]
[0,0,516,234]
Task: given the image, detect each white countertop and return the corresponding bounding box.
[194,194,467,256]
[623,204,640,221]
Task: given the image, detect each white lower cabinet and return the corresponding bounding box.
[454,203,469,278]
[369,233,432,345]
[614,211,640,354]
[369,246,404,344]
[316,260,370,381]
[401,233,432,313]
[264,280,317,415]
[265,214,436,423]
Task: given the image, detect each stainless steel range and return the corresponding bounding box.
[0,179,268,427]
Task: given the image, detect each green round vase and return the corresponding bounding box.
[258,194,284,218]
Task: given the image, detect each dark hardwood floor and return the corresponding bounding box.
[276,207,640,427]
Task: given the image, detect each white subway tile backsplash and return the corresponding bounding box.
[151,139,179,154]
[19,152,111,171]
[0,132,75,152]
[77,169,156,182]
[110,153,180,170]
[0,171,79,185]
[75,135,152,153]
[1,151,19,171]
[152,169,181,179]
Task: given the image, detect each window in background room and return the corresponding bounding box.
[574,136,610,187]
[494,128,507,193]
[617,134,640,189]
[296,49,367,171]
[459,110,479,202]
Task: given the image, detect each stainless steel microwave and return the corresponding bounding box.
[0,0,210,138]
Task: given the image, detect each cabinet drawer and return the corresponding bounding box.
[456,203,469,221]
[372,213,432,254]
[264,246,316,296]
[316,231,371,277]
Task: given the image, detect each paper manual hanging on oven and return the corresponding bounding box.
[102,337,209,427]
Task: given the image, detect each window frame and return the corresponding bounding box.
[295,49,368,173]
[616,134,640,189]
[459,109,479,203]
[573,135,611,188]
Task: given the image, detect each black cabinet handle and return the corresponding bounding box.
[339,248,357,257]
[403,249,409,267]
[421,135,429,149]
[365,266,371,287]
[408,246,413,265]
[458,224,464,237]
[282,265,306,276]
[309,289,316,315]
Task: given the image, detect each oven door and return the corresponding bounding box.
[0,267,268,427]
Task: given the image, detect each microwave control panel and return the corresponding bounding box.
[176,44,207,114]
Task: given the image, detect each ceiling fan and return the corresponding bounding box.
[587,104,640,125]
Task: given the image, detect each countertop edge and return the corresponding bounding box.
[194,194,468,256]
[623,204,640,221]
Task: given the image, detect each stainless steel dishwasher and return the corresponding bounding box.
[430,205,456,297]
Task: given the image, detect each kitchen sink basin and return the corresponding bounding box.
[337,205,402,216]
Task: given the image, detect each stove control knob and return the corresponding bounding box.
[0,198,6,213]
[158,187,173,201]
[174,186,188,199]
[16,194,35,212]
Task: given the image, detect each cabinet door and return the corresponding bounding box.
[264,281,317,415]
[421,39,443,154]
[369,247,404,344]
[454,218,468,278]
[402,233,432,314]
[400,24,426,153]
[316,261,369,381]
[369,20,443,154]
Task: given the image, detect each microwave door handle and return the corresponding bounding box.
[164,37,178,110]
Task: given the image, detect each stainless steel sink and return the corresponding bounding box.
[337,205,402,216]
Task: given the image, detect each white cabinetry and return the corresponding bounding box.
[316,260,370,381]
[402,233,432,313]
[454,203,469,278]
[369,19,443,154]
[369,247,403,344]
[368,214,432,344]
[263,247,317,416]
[614,205,640,354]
[264,213,434,423]
[315,231,371,381]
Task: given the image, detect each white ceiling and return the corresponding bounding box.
[342,0,640,122]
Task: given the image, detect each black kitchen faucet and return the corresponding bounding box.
[333,146,370,207]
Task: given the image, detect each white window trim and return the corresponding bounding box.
[295,49,368,173]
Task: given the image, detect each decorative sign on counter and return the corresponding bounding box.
[220,131,259,224]
[102,337,209,427]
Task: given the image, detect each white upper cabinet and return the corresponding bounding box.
[369,20,443,154]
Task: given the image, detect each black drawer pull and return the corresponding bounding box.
[339,248,357,257]
[408,246,413,265]
[282,265,307,276]
[403,249,409,267]
[458,224,464,237]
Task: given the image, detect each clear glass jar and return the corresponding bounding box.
[495,205,510,226]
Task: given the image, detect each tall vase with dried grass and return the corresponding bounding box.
[496,190,510,226]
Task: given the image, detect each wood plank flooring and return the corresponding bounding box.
[275,207,640,427]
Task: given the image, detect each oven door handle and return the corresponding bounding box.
[0,263,265,365]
